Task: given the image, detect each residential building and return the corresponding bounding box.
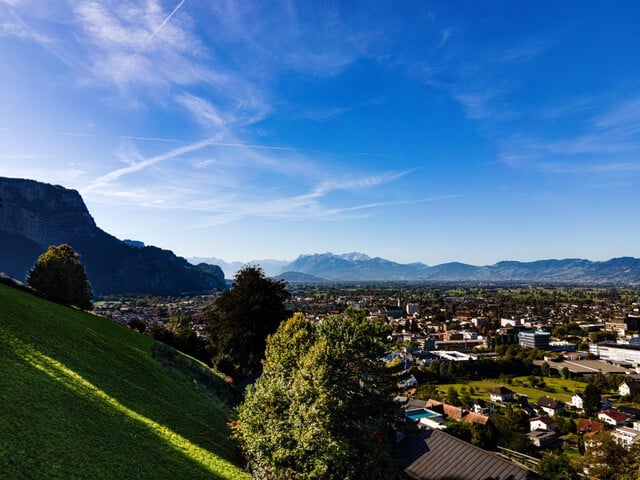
[577,419,604,436]
[530,416,555,432]
[571,392,584,410]
[528,430,558,448]
[424,400,489,426]
[401,429,542,480]
[472,398,494,415]
[536,396,564,417]
[598,408,629,426]
[490,386,515,403]
[612,427,640,448]
[619,379,640,398]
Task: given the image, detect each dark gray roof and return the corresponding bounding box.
[537,396,563,409]
[402,429,541,480]
[491,386,514,395]
[617,405,640,418]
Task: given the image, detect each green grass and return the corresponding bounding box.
[438,376,587,404]
[0,283,249,479]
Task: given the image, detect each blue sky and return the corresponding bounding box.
[1,1,640,265]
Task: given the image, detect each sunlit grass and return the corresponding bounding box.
[0,283,249,479]
[5,333,243,477]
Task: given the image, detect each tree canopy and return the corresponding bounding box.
[26,244,93,310]
[233,312,399,479]
[207,266,290,378]
[583,382,601,417]
[578,431,640,480]
[538,451,579,480]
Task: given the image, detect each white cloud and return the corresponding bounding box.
[596,97,640,129]
[176,94,227,128]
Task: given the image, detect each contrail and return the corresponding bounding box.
[85,135,217,190]
[120,0,188,74]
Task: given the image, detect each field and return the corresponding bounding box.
[437,376,588,404]
[0,283,249,479]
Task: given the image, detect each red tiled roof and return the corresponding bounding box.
[600,409,628,422]
[577,419,604,433]
[424,400,488,425]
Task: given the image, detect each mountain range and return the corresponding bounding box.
[0,177,225,295]
[2,176,640,291]
[187,256,288,278]
[203,252,640,285]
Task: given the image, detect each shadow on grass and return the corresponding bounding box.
[3,332,248,480]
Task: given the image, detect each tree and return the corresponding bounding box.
[583,382,601,417]
[538,451,579,480]
[459,386,473,409]
[578,431,635,480]
[446,385,461,406]
[541,361,550,377]
[233,312,400,480]
[206,266,290,378]
[26,244,92,310]
[590,331,617,343]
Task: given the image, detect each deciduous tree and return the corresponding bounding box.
[233,312,399,479]
[26,244,92,310]
[583,382,601,417]
[538,451,579,480]
[206,266,290,378]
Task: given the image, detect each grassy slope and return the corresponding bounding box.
[0,283,249,480]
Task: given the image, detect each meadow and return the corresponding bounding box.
[437,376,589,404]
[0,283,249,479]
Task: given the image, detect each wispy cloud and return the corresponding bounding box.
[73,0,204,89]
[499,92,640,173]
[175,93,227,128]
[418,34,552,120]
[1,3,86,70]
[86,136,221,190]
[436,29,451,48]
[308,169,416,198]
[118,0,187,78]
[491,39,551,63]
[596,97,640,129]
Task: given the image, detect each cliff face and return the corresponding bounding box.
[0,177,225,295]
[0,178,96,245]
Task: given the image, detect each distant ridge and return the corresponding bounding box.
[276,252,640,284]
[188,256,288,278]
[273,271,330,283]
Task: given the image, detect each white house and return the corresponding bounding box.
[598,409,629,426]
[571,392,584,410]
[537,396,564,417]
[530,416,556,432]
[490,386,515,402]
[619,380,640,398]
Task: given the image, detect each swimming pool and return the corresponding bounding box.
[406,408,440,421]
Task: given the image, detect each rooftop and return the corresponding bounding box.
[402,429,541,480]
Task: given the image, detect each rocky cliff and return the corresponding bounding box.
[0,177,225,295]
